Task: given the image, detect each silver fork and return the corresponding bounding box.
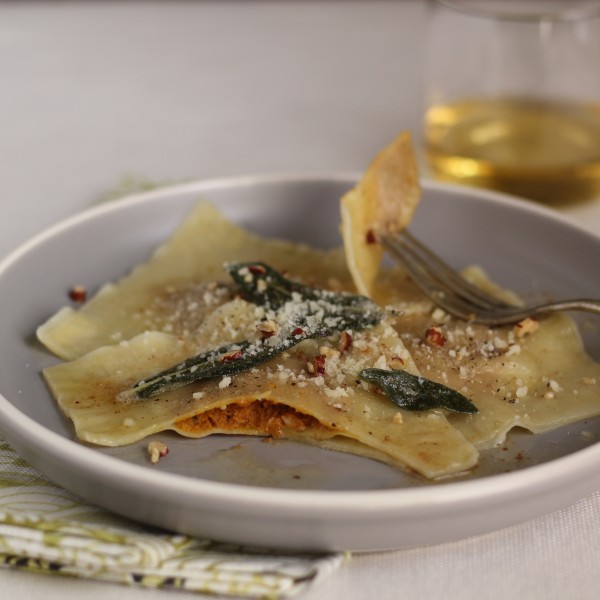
[382,230,600,326]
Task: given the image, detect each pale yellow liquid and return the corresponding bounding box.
[424,97,600,205]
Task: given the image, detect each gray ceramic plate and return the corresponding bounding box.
[0,175,599,551]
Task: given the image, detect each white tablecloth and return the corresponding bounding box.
[1,2,600,598]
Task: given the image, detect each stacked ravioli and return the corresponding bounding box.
[38,134,600,480]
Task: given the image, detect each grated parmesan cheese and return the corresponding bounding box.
[219,376,232,389]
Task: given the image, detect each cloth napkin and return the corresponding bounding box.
[0,436,341,598]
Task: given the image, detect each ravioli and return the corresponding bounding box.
[378,266,600,449]
[43,300,478,479]
[340,131,421,298]
[38,202,352,361]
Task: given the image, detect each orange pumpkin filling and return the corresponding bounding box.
[175,399,326,438]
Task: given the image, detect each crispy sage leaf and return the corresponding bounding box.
[226,261,382,331]
[358,368,478,414]
[119,329,325,401]
[226,262,315,309]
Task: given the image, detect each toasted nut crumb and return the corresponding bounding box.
[514,317,540,338]
[338,331,353,353]
[258,319,279,338]
[365,229,377,244]
[425,326,446,347]
[248,264,267,275]
[392,412,404,424]
[68,285,87,303]
[307,354,326,376]
[147,441,169,464]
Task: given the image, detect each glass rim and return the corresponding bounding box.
[435,0,600,22]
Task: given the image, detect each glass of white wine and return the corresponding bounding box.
[424,0,600,205]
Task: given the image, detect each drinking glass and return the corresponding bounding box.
[423,0,600,205]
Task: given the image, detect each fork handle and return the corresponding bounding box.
[474,299,600,326]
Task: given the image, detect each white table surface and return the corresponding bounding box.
[2,2,600,599]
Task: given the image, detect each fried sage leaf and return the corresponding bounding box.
[225,261,382,331]
[120,263,383,401]
[119,329,324,401]
[226,261,315,309]
[358,368,478,414]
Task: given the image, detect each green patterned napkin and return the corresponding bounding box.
[0,437,341,598]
